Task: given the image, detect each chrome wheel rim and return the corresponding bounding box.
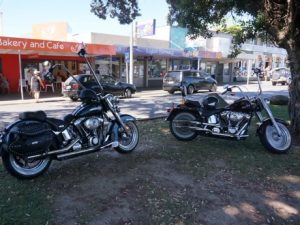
[9,154,50,176]
[119,121,138,151]
[265,123,291,151]
[125,89,132,98]
[172,113,196,138]
[188,86,194,94]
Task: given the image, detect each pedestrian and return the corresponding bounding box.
[0,73,10,94]
[26,68,34,91]
[30,70,44,103]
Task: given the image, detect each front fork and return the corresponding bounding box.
[256,97,282,136]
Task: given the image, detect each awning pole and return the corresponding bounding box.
[18,50,24,100]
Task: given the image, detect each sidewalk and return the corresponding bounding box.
[0,88,163,106]
[0,92,66,106]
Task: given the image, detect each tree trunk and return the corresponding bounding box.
[287,45,300,134]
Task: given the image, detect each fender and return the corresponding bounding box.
[111,114,136,142]
[166,106,200,121]
[256,118,289,135]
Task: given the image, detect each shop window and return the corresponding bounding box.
[148,59,167,78]
[133,60,144,78]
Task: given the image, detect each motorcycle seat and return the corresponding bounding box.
[185,99,202,108]
[19,111,47,121]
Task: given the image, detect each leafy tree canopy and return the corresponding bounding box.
[90,0,140,24]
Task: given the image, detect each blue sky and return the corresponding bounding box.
[0,0,169,37]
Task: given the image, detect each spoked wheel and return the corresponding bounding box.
[170,112,197,141]
[259,121,292,154]
[124,88,132,98]
[114,121,139,153]
[2,152,51,179]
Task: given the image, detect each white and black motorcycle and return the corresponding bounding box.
[0,48,139,179]
[167,68,292,154]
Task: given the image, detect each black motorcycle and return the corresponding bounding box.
[0,48,139,179]
[167,68,292,154]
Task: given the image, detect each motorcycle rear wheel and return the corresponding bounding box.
[114,121,139,153]
[170,112,197,141]
[259,121,292,154]
[2,152,51,179]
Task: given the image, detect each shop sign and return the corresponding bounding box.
[0,36,116,55]
[136,19,156,38]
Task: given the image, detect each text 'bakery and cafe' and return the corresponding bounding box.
[0,36,116,93]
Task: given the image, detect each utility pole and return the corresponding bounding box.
[129,21,135,85]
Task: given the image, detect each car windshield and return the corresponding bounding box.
[101,76,115,83]
[272,68,290,78]
[64,75,95,85]
[164,71,181,82]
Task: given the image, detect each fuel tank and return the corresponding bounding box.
[72,103,103,118]
[229,98,253,113]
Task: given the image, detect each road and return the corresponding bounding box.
[0,81,289,126]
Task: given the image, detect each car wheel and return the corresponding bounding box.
[124,88,132,98]
[187,85,195,94]
[272,82,276,86]
[209,83,217,92]
[168,91,174,94]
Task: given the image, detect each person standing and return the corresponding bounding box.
[0,73,9,94]
[30,70,44,103]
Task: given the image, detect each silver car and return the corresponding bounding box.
[270,67,291,86]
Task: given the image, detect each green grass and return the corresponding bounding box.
[0,167,52,225]
[0,105,299,224]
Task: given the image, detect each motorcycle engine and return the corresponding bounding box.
[62,116,104,150]
[220,111,251,134]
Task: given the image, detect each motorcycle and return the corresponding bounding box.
[166,68,292,154]
[0,48,139,179]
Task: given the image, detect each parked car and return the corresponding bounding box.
[163,70,217,94]
[62,74,136,101]
[270,67,291,86]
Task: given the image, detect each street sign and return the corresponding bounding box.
[125,52,130,63]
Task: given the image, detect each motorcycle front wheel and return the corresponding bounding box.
[2,152,51,179]
[170,112,197,141]
[259,121,292,154]
[114,121,139,154]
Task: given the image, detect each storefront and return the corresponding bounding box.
[0,36,116,93]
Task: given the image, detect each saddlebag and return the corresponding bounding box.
[6,121,54,156]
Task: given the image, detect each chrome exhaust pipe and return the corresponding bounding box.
[56,141,118,160]
[27,137,81,160]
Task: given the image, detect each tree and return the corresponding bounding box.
[90,0,140,24]
[90,0,300,133]
[168,0,300,134]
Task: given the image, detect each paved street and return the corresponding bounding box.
[0,81,289,125]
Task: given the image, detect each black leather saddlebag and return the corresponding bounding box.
[7,121,54,156]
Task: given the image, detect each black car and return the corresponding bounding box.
[163,70,217,94]
[62,74,137,101]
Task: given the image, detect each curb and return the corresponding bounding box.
[0,98,68,106]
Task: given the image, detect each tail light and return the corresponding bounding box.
[71,83,80,90]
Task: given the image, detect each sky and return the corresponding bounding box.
[0,0,170,38]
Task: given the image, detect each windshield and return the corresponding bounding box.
[164,71,181,82]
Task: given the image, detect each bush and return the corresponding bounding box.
[270,95,289,105]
